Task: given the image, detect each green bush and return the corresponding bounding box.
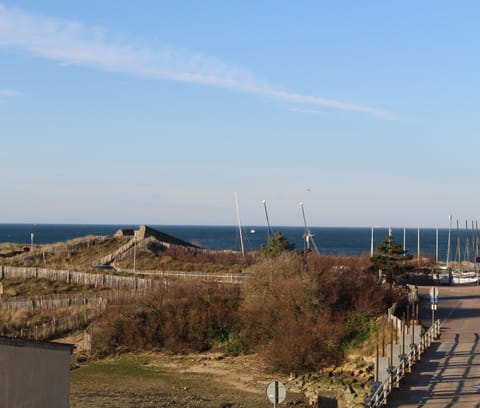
[342,313,377,349]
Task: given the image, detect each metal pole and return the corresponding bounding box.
[390,318,394,369]
[274,381,278,408]
[382,316,386,357]
[432,302,434,328]
[376,328,379,382]
[417,227,421,265]
[235,192,245,258]
[262,200,273,242]
[447,214,452,267]
[371,226,374,257]
[475,221,479,286]
[412,302,416,360]
[406,301,410,326]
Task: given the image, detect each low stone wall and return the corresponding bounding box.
[287,362,373,407]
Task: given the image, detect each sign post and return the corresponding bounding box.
[429,287,439,327]
[476,256,480,286]
[266,380,286,407]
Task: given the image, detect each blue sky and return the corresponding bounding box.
[0,1,479,227]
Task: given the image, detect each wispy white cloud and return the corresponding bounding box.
[0,4,395,119]
[0,89,20,97]
[289,107,328,116]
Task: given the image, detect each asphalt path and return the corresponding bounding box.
[388,284,480,407]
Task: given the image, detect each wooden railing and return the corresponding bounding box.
[365,319,441,407]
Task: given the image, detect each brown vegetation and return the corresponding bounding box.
[93,252,398,374]
[2,237,129,269]
[0,277,93,298]
[117,240,257,273]
[93,282,241,357]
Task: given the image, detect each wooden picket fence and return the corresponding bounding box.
[0,264,243,342]
[0,266,243,290]
[0,292,107,312]
[11,304,107,341]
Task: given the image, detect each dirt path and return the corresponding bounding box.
[69,351,309,408]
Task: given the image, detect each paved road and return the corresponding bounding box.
[388,285,480,407]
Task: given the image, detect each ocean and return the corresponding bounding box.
[0,224,469,263]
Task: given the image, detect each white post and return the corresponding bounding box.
[235,192,245,258]
[370,226,374,256]
[133,231,137,272]
[447,214,452,267]
[403,227,406,253]
[417,227,421,265]
[30,232,34,254]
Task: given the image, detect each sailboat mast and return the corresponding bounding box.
[465,220,470,264]
[300,202,310,250]
[299,202,320,254]
[447,214,452,267]
[456,219,461,264]
[417,226,421,265]
[234,192,245,258]
[262,200,273,242]
[370,226,374,257]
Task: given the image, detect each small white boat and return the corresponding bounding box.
[452,269,479,285]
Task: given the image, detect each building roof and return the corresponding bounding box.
[0,336,74,353]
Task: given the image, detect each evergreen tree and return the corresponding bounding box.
[261,232,296,258]
[370,232,413,284]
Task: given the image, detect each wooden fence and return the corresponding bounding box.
[0,265,244,342]
[94,237,136,266]
[0,266,243,290]
[0,292,107,312]
[8,304,106,341]
[11,236,109,262]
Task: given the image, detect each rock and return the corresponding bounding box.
[332,367,343,377]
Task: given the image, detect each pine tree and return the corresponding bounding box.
[370,232,413,284]
[261,232,296,258]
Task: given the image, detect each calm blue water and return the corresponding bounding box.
[0,224,471,262]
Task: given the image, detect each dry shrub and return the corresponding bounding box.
[93,282,241,356]
[124,241,258,273]
[93,251,393,374]
[240,252,391,373]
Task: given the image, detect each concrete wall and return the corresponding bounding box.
[0,337,73,408]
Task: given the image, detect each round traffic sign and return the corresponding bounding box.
[266,380,286,405]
